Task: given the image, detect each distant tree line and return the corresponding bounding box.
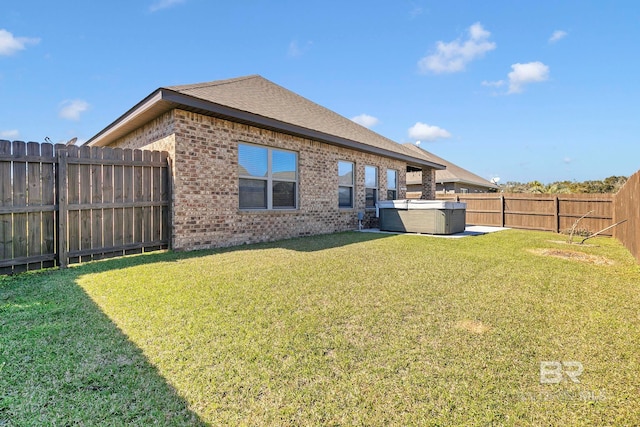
[499,176,628,194]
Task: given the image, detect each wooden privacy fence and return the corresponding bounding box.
[613,169,640,263]
[0,140,170,275]
[436,193,614,235]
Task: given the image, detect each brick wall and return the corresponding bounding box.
[420,167,436,199]
[111,111,176,151]
[110,108,434,250]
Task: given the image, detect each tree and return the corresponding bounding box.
[498,176,627,194]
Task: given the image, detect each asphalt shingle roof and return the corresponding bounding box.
[164,75,443,168]
[87,75,444,169]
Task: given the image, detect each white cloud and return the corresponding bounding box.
[59,99,90,121]
[408,122,452,141]
[0,29,40,56]
[149,0,186,12]
[507,61,550,94]
[0,129,19,138]
[418,22,496,74]
[549,30,568,43]
[287,40,313,58]
[351,114,379,128]
[563,157,572,164]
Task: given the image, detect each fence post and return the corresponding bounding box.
[57,149,68,269]
[500,195,505,227]
[554,196,560,233]
[165,154,173,250]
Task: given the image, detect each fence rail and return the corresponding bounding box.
[432,193,614,235]
[0,140,170,275]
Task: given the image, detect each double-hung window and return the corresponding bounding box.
[238,143,297,209]
[387,169,398,200]
[338,161,354,208]
[365,166,378,208]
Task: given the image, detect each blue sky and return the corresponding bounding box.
[2,1,639,183]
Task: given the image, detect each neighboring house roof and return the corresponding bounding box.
[86,75,445,170]
[403,143,499,190]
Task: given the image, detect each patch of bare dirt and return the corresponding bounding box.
[455,319,492,335]
[529,248,614,265]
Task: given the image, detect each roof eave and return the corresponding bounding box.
[85,89,446,170]
[436,177,498,188]
[85,90,174,147]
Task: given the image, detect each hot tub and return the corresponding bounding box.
[377,200,466,234]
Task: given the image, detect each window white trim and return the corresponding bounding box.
[365,165,378,208]
[338,161,354,209]
[238,143,298,210]
[387,169,398,200]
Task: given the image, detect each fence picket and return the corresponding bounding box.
[161,152,170,245]
[41,143,55,268]
[116,148,127,248]
[152,151,162,246]
[0,140,13,274]
[57,147,68,268]
[142,150,152,246]
[102,147,115,254]
[12,141,27,274]
[66,145,80,264]
[79,146,92,262]
[91,147,103,260]
[26,142,42,270]
[133,150,143,252]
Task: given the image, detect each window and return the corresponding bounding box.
[387,169,398,200]
[238,143,297,209]
[365,166,378,208]
[338,161,354,208]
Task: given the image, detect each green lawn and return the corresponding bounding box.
[2,230,640,426]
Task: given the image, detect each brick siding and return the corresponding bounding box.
[420,167,436,199]
[110,109,435,250]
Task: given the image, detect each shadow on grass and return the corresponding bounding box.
[0,231,393,424]
[0,266,208,425]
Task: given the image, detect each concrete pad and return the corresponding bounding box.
[359,225,509,238]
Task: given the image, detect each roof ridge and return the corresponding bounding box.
[165,74,261,91]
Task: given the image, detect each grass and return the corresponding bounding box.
[2,229,640,426]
